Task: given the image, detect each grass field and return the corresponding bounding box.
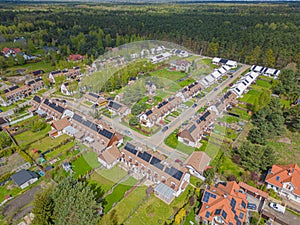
[124,185,193,225]
[0,181,22,202]
[9,60,54,73]
[14,124,51,146]
[103,185,148,224]
[266,129,300,165]
[29,134,70,153]
[255,79,272,89]
[89,166,128,192]
[44,141,75,160]
[151,69,187,82]
[72,151,99,177]
[104,176,137,213]
[218,115,240,124]
[238,89,261,105]
[230,107,251,121]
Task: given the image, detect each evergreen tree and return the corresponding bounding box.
[32,188,54,225]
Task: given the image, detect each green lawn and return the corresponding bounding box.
[0,181,22,202]
[44,141,75,160]
[72,151,100,178]
[104,176,137,213]
[189,176,204,187]
[9,60,54,73]
[14,124,51,146]
[178,78,195,87]
[29,134,70,153]
[104,185,148,224]
[184,101,193,107]
[151,69,187,82]
[124,185,193,225]
[184,208,196,225]
[218,115,240,124]
[230,107,251,121]
[218,154,245,178]
[164,130,196,155]
[89,166,128,192]
[238,89,261,105]
[255,79,272,89]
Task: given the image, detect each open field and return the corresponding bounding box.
[29,134,70,153]
[103,185,148,224]
[151,69,187,82]
[89,166,128,193]
[238,89,261,105]
[14,125,51,146]
[104,176,137,213]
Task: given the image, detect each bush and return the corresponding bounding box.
[0,146,16,158]
[0,172,14,183]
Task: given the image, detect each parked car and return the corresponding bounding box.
[192,103,197,108]
[247,203,257,210]
[124,130,132,136]
[214,87,218,91]
[269,202,285,214]
[162,126,169,132]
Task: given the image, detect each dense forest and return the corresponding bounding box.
[0,3,300,68]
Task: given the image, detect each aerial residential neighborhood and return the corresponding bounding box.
[0,1,299,225]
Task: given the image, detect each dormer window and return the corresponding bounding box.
[276,176,280,181]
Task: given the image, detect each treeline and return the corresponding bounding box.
[0,3,300,68]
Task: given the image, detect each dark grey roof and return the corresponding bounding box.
[11,169,38,187]
[33,96,41,103]
[88,93,100,99]
[124,142,137,155]
[108,101,122,110]
[43,99,65,113]
[164,166,183,181]
[188,124,196,133]
[145,110,153,116]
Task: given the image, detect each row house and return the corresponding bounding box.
[251,65,280,79]
[107,100,130,116]
[139,96,182,127]
[0,76,44,106]
[65,66,81,80]
[230,71,259,97]
[209,91,238,116]
[177,81,204,102]
[212,57,238,68]
[150,52,172,64]
[119,142,190,204]
[178,110,217,148]
[200,65,231,87]
[69,113,123,152]
[2,85,31,106]
[38,98,66,120]
[28,95,42,112]
[172,49,189,58]
[198,181,248,225]
[26,77,44,94]
[184,151,211,180]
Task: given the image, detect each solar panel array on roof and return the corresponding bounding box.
[44,99,65,113]
[33,96,41,103]
[52,70,61,75]
[138,151,152,162]
[145,110,153,116]
[74,66,80,70]
[124,143,137,155]
[99,129,113,139]
[188,124,196,133]
[89,93,99,98]
[108,101,122,110]
[9,86,19,92]
[241,200,246,208]
[165,166,183,181]
[157,101,168,109]
[150,156,164,170]
[203,191,216,203]
[27,80,35,86]
[220,58,228,64]
[224,91,231,99]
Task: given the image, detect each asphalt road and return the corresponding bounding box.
[66,64,250,161]
[262,200,300,225]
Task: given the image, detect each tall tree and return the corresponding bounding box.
[51,177,100,225]
[32,188,54,225]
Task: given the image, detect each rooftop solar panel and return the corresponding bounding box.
[33,96,41,103]
[124,143,137,155]
[188,124,196,133]
[145,110,153,116]
[89,93,99,98]
[138,151,152,162]
[165,166,183,181]
[99,129,113,139]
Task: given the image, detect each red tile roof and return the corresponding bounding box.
[68,54,84,61]
[239,182,269,199]
[265,164,300,196]
[199,181,248,225]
